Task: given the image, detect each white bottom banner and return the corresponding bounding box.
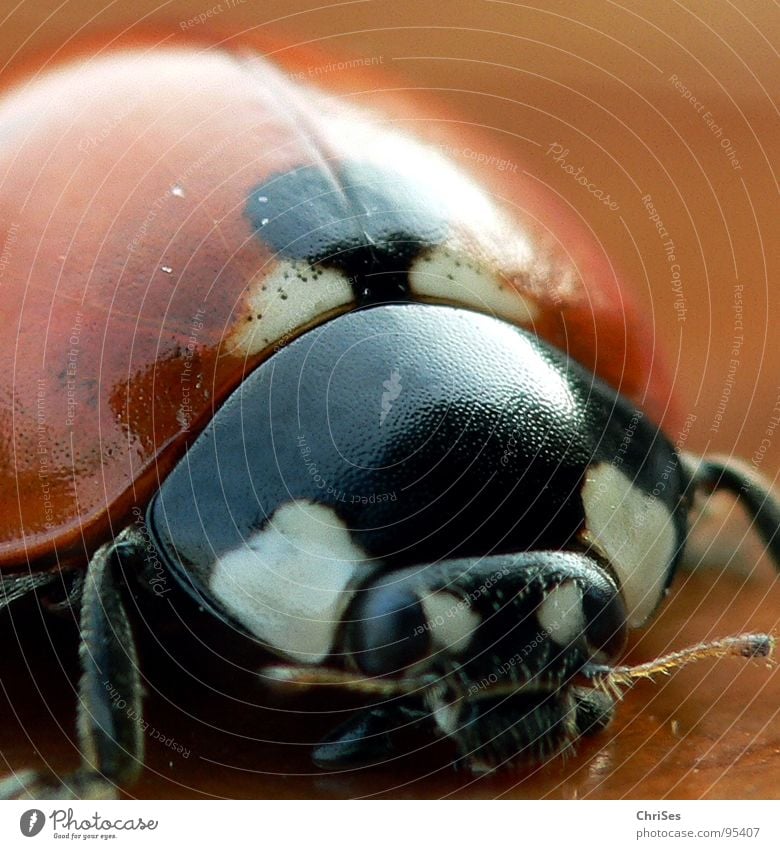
[2,800,778,848]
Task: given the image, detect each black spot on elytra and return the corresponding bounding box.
[245,162,449,306]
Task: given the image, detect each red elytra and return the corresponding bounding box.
[0,34,675,573]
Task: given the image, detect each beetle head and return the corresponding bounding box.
[339,552,628,763]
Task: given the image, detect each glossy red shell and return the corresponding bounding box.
[0,36,675,571]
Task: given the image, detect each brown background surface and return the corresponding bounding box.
[0,0,778,799]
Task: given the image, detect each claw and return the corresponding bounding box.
[0,768,118,800]
[312,702,433,769]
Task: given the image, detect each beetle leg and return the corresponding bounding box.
[312,699,435,768]
[451,688,610,776]
[686,453,780,566]
[0,530,145,800]
[41,570,85,615]
[0,571,59,611]
[435,687,617,776]
[571,687,614,737]
[457,690,613,775]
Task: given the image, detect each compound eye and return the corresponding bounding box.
[346,583,430,676]
[581,576,628,661]
[537,573,627,660]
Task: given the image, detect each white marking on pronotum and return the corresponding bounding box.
[409,246,539,326]
[536,581,585,646]
[581,463,677,627]
[209,500,373,663]
[421,591,480,654]
[230,262,354,356]
[379,369,402,426]
[430,697,461,737]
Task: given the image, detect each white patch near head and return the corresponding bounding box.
[430,697,461,737]
[536,581,585,646]
[581,463,677,628]
[229,262,354,356]
[209,500,373,664]
[409,246,539,326]
[420,591,480,654]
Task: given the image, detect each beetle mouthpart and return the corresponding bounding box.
[583,632,775,698]
[259,664,436,696]
[260,663,563,701]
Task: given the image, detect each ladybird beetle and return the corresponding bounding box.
[0,36,776,799]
